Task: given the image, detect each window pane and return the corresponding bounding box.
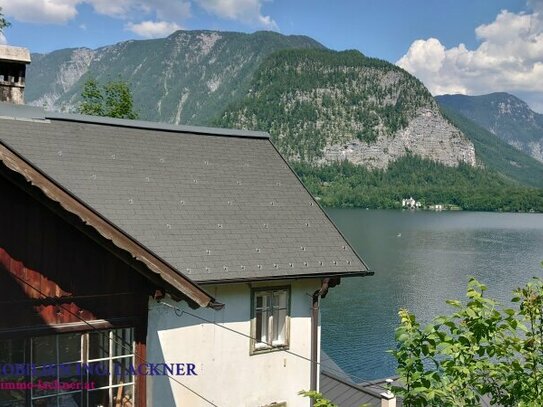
[89,331,110,360]
[0,397,25,407]
[255,293,271,345]
[58,333,81,363]
[273,291,287,309]
[273,308,287,344]
[112,329,133,357]
[59,392,82,407]
[88,389,110,407]
[272,291,287,344]
[58,363,82,393]
[256,294,270,311]
[112,384,133,407]
[255,309,264,343]
[32,396,58,407]
[32,366,59,398]
[0,386,25,407]
[0,338,26,406]
[87,361,110,390]
[32,335,57,366]
[112,357,133,386]
[0,338,26,363]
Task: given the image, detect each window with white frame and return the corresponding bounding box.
[251,287,289,352]
[0,328,135,407]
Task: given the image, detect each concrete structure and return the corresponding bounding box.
[0,45,31,104]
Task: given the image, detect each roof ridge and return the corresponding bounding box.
[0,102,269,139]
[46,111,270,139]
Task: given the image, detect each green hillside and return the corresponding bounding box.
[294,156,543,212]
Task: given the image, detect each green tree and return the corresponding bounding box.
[298,390,371,407]
[0,7,11,32]
[299,391,338,407]
[392,276,543,406]
[79,77,138,120]
[80,78,104,116]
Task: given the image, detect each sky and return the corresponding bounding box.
[1,0,543,112]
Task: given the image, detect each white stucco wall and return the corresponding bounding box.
[146,279,322,407]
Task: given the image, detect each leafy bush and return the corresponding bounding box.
[392,276,543,406]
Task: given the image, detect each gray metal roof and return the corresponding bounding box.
[320,352,402,407]
[320,351,497,407]
[0,103,369,283]
[320,371,384,407]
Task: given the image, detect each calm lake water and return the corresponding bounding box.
[321,209,543,381]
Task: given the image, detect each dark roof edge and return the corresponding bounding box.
[197,270,373,285]
[0,140,217,309]
[46,111,270,139]
[267,139,372,273]
[321,370,384,399]
[0,102,47,121]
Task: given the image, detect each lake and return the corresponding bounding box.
[321,209,543,382]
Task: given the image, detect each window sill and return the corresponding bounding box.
[250,343,289,356]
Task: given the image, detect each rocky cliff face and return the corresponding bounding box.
[322,108,476,168]
[26,30,324,125]
[28,48,94,109]
[437,93,543,163]
[218,49,476,168]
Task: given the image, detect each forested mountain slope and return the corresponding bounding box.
[216,49,476,169]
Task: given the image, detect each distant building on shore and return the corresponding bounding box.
[402,197,421,209]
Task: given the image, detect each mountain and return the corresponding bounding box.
[24,32,543,211]
[440,106,543,189]
[216,48,476,169]
[26,30,324,125]
[436,93,543,163]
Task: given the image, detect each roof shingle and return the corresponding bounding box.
[0,105,369,283]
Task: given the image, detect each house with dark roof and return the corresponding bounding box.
[0,46,370,407]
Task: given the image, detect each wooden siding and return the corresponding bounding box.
[0,166,151,340]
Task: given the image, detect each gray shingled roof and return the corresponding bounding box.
[0,104,369,283]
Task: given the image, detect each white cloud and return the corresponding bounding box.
[0,32,6,45]
[195,0,277,29]
[1,0,275,41]
[0,0,79,24]
[85,0,134,17]
[87,0,191,21]
[126,20,181,38]
[141,0,191,22]
[0,0,191,25]
[397,3,543,112]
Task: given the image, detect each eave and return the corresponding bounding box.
[0,140,218,309]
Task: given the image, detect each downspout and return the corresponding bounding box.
[310,277,340,405]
